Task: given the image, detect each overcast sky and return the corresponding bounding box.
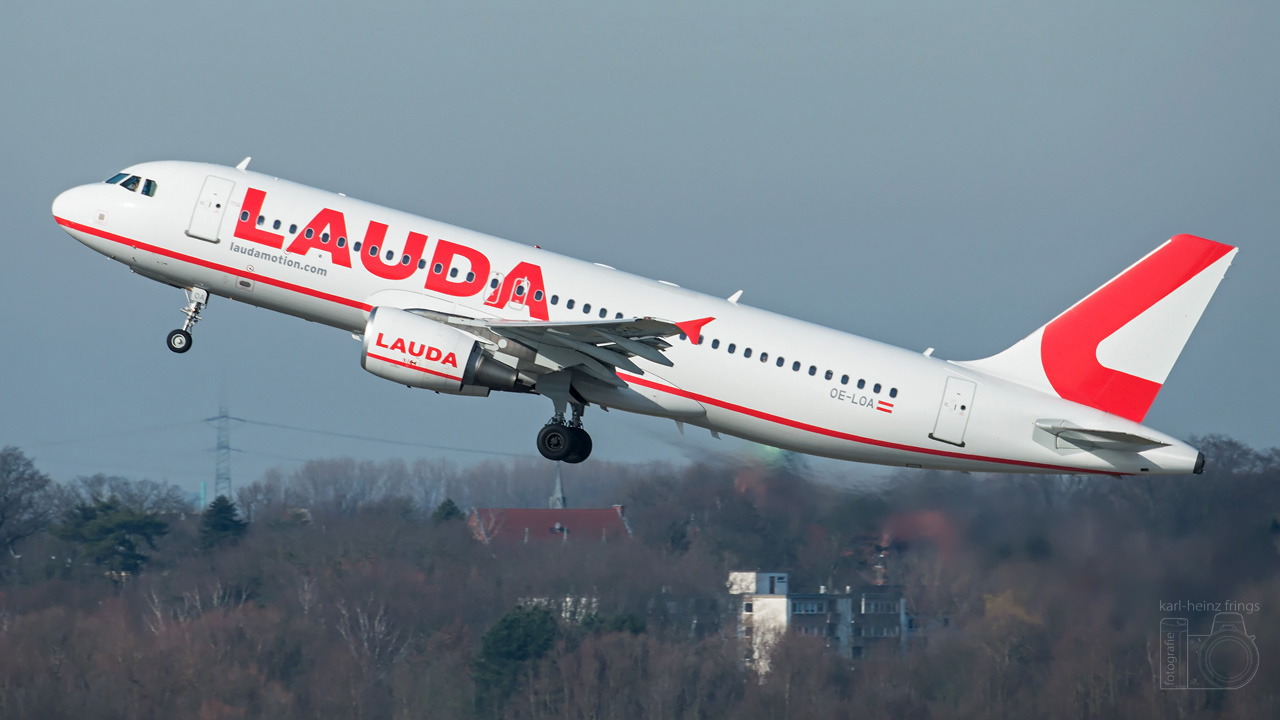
[2,1,1276,495]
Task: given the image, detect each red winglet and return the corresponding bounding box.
[674,317,715,344]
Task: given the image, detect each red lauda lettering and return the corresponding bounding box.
[485,261,550,321]
[375,332,389,348]
[360,223,427,280]
[234,188,285,249]
[424,240,491,297]
[287,208,352,267]
[442,352,457,367]
[244,191,553,319]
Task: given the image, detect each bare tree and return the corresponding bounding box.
[0,446,55,556]
[59,474,191,515]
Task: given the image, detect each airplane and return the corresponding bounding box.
[51,159,1237,474]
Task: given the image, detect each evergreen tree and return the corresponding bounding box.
[473,605,557,714]
[200,495,248,549]
[431,497,465,523]
[52,497,169,574]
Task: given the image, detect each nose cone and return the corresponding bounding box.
[52,186,82,223]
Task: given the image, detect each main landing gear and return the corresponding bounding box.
[166,287,208,354]
[534,370,593,463]
[536,406,593,464]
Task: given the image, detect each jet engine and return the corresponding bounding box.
[361,307,518,395]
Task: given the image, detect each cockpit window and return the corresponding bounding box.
[120,175,141,192]
[105,172,129,184]
[141,179,157,197]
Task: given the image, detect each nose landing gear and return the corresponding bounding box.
[167,288,208,354]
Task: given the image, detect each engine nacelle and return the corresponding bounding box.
[361,307,518,395]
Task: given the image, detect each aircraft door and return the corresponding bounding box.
[187,175,236,242]
[929,376,976,447]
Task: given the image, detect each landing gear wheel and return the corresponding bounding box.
[166,329,193,354]
[537,424,574,461]
[563,428,592,464]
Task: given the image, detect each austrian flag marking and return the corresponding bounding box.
[877,401,894,414]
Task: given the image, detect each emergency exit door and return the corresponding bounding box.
[929,377,977,447]
[187,176,235,242]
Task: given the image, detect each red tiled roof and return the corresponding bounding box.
[468,506,631,545]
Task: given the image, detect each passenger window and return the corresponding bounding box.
[353,241,361,252]
[599,308,607,318]
[776,357,785,367]
[369,245,379,256]
[321,233,329,243]
[711,339,720,349]
[792,361,800,371]
[272,219,281,230]
[105,172,129,184]
[760,352,768,363]
[516,284,527,297]
[304,228,314,239]
[857,379,866,389]
[873,383,881,394]
[290,224,298,234]
[418,259,427,270]
[615,313,623,319]
[450,268,459,278]
[141,179,157,197]
[385,250,394,261]
[468,272,477,283]
[744,348,752,358]
[120,175,141,192]
[582,303,590,313]
[825,370,833,380]
[550,295,559,305]
[809,366,817,376]
[889,388,898,398]
[400,255,411,265]
[728,343,736,354]
[491,278,500,289]
[433,263,444,273]
[566,299,575,309]
[840,374,849,385]
[240,211,250,222]
[534,290,543,301]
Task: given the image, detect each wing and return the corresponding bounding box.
[434,314,687,386]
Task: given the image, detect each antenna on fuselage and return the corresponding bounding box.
[235,157,251,171]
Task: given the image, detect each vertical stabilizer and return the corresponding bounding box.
[958,235,1236,422]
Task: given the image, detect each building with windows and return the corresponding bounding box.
[728,571,937,668]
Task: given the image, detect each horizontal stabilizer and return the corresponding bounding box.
[1035,419,1170,452]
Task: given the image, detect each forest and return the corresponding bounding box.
[1,434,1278,720]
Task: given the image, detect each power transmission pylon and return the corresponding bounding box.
[213,400,232,501]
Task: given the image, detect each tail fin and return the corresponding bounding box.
[958,235,1237,422]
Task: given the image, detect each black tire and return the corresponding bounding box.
[537,424,574,461]
[563,428,592,464]
[166,329,193,354]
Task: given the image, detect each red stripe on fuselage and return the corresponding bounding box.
[54,216,373,313]
[616,373,1118,474]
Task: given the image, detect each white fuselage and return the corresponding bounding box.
[52,161,1203,475]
